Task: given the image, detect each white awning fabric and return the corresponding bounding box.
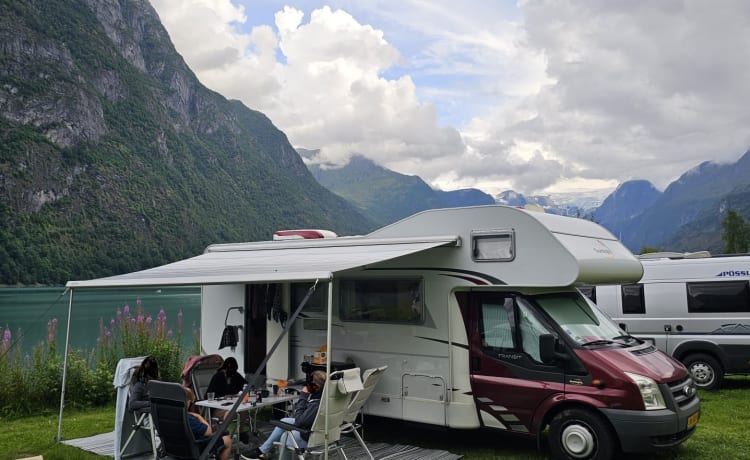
[66,235,459,288]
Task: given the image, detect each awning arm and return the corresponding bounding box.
[56,288,73,442]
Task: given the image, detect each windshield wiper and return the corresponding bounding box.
[611,334,641,344]
[581,339,627,348]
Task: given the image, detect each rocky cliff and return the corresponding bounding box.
[0,0,373,284]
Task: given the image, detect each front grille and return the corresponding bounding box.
[667,376,698,408]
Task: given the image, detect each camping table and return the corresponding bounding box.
[196,392,297,443]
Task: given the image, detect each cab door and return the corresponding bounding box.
[468,292,565,434]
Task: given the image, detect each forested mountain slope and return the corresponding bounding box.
[0,0,373,285]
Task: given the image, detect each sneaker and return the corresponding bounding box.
[241,447,267,460]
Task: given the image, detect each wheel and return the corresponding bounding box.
[683,353,723,391]
[548,408,616,460]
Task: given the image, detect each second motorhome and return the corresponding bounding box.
[585,252,750,390]
[68,205,701,460]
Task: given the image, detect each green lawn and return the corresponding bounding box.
[3,377,749,460]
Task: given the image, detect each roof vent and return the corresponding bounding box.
[273,229,338,240]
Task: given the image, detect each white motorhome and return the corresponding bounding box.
[66,206,701,460]
[585,252,750,390]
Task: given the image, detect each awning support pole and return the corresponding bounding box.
[56,288,74,442]
[200,279,323,460]
[324,281,333,460]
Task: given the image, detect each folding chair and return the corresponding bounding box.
[119,364,158,460]
[148,380,214,459]
[273,368,363,459]
[189,356,224,400]
[340,366,388,460]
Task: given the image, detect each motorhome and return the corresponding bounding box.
[66,206,700,460]
[584,252,750,390]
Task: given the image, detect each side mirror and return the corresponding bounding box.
[540,333,569,364]
[539,334,557,364]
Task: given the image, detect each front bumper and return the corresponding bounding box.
[601,395,700,453]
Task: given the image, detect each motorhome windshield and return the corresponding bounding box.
[533,292,632,346]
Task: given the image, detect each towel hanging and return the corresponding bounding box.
[219,325,239,350]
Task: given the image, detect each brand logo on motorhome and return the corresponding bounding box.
[716,270,750,277]
[593,240,614,257]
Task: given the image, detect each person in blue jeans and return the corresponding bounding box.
[185,387,233,460]
[243,371,326,460]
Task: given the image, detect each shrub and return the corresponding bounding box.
[0,298,195,418]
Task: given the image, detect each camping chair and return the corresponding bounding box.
[118,361,158,460]
[148,380,212,459]
[183,354,224,400]
[273,368,363,460]
[340,366,388,460]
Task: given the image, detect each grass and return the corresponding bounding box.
[3,377,749,460]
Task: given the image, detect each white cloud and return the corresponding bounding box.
[149,0,750,196]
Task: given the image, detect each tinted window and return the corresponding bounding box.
[291,282,327,312]
[687,281,750,313]
[621,284,645,314]
[339,278,423,323]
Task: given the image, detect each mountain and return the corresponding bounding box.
[615,151,750,252]
[591,180,662,239]
[300,152,495,226]
[0,0,374,285]
[495,190,603,217]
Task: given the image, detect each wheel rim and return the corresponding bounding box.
[689,362,715,387]
[560,422,596,458]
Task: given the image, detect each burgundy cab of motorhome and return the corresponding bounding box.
[459,289,699,459]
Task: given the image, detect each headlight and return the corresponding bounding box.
[625,372,667,410]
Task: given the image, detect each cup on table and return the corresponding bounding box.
[207,392,215,401]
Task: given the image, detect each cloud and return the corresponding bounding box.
[463,0,750,192]
[150,1,750,196]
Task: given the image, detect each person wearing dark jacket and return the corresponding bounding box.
[129,356,160,412]
[242,371,326,460]
[207,357,247,397]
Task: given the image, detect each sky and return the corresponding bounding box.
[149,0,750,197]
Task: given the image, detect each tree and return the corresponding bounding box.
[722,210,749,254]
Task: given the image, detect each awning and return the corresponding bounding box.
[66,235,460,288]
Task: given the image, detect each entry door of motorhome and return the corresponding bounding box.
[467,292,565,434]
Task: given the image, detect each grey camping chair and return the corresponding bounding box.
[120,364,158,460]
[148,380,216,459]
[340,366,388,460]
[273,367,363,459]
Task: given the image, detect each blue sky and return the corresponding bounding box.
[151,0,750,197]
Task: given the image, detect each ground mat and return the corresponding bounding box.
[63,430,463,459]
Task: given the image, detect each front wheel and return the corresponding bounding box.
[683,353,723,390]
[548,408,617,460]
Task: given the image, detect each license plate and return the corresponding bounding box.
[687,411,700,429]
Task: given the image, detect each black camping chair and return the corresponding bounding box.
[148,380,214,459]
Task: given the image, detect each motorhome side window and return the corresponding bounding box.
[621,284,645,314]
[471,230,515,261]
[686,281,750,313]
[338,278,423,323]
[479,297,547,363]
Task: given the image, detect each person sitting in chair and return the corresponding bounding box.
[129,356,160,412]
[207,357,247,397]
[243,370,326,460]
[185,387,233,460]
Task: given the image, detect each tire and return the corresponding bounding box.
[548,408,616,460]
[682,353,723,391]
